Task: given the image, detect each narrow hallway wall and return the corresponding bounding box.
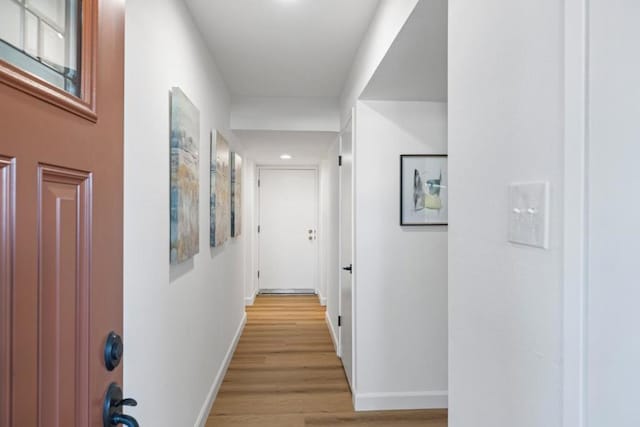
[353,100,448,410]
[586,1,640,424]
[448,1,565,425]
[124,0,246,425]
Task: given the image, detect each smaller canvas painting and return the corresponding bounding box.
[170,87,200,263]
[400,155,448,226]
[231,152,242,237]
[209,131,217,247]
[213,132,231,247]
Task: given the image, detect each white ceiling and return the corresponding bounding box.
[361,0,448,101]
[236,130,337,165]
[184,0,380,98]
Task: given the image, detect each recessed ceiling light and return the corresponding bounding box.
[280,154,292,160]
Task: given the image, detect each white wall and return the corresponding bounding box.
[124,1,246,426]
[353,100,448,410]
[319,158,329,305]
[243,158,258,304]
[324,139,341,347]
[448,1,565,426]
[231,96,340,132]
[339,0,419,124]
[586,1,640,425]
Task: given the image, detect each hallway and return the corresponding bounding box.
[206,296,448,426]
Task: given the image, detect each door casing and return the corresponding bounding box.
[338,111,356,393]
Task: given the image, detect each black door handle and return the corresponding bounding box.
[111,414,139,427]
[342,264,353,273]
[104,383,139,427]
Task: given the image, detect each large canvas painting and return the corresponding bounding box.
[212,132,231,247]
[231,152,242,237]
[400,155,448,226]
[170,87,200,263]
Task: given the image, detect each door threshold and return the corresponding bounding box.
[258,289,317,295]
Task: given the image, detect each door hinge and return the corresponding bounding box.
[338,155,342,166]
[257,270,260,279]
[338,316,342,327]
[258,179,261,187]
[258,225,261,233]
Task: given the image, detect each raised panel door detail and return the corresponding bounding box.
[37,164,91,427]
[0,156,15,427]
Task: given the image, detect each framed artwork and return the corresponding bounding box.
[170,87,200,264]
[400,154,448,226]
[212,131,230,247]
[231,152,242,238]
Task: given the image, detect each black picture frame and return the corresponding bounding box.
[400,154,448,226]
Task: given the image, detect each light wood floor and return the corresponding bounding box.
[205,295,448,426]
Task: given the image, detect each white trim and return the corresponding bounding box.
[354,391,448,412]
[349,107,357,393]
[563,0,588,426]
[337,111,356,391]
[244,290,258,306]
[194,312,247,427]
[320,296,327,306]
[325,310,339,353]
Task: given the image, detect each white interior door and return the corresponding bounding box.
[258,168,318,292]
[339,119,354,389]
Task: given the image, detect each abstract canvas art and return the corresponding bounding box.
[212,132,231,247]
[231,152,242,237]
[170,87,200,263]
[400,155,448,226]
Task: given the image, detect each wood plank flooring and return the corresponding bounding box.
[206,295,448,426]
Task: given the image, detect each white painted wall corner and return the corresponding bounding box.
[244,290,258,306]
[194,313,247,427]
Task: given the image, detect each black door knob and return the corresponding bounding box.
[342,264,353,273]
[103,383,139,427]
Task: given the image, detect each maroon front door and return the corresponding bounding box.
[0,0,126,425]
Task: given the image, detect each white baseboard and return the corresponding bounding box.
[194,312,247,427]
[354,391,448,411]
[320,295,327,306]
[244,290,257,306]
[325,311,339,354]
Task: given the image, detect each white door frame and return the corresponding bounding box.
[338,109,356,391]
[255,165,320,294]
[563,0,588,426]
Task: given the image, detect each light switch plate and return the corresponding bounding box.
[508,181,550,249]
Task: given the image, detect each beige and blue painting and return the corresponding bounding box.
[231,153,242,237]
[170,87,200,263]
[401,155,448,225]
[211,132,230,247]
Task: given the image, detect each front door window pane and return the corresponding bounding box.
[0,1,21,48]
[0,0,81,97]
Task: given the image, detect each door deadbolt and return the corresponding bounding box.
[104,331,123,371]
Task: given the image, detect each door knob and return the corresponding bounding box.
[342,264,353,273]
[104,383,139,427]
